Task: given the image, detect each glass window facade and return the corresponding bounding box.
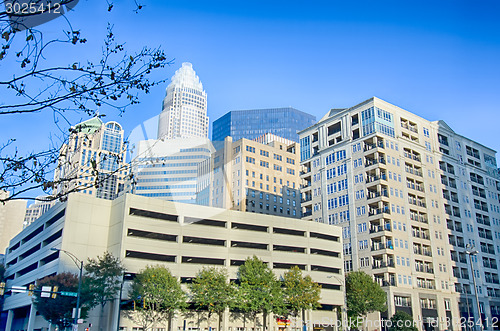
[212,107,316,142]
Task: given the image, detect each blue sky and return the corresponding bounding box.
[3,0,500,164]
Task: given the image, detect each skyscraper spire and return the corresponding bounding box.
[158,62,209,139]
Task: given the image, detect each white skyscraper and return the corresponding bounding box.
[158,62,208,139]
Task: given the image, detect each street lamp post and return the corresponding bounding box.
[116,272,132,331]
[328,275,348,331]
[465,244,483,331]
[51,248,84,330]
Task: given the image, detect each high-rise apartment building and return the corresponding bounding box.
[54,117,128,200]
[158,62,208,139]
[197,134,302,218]
[212,107,316,143]
[299,97,500,330]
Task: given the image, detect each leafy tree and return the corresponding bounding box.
[237,256,284,330]
[129,265,187,331]
[388,311,418,331]
[346,271,387,328]
[84,252,125,331]
[189,267,235,331]
[33,272,92,329]
[282,266,321,329]
[0,1,170,203]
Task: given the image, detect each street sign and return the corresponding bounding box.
[41,286,52,298]
[11,286,27,293]
[60,291,78,297]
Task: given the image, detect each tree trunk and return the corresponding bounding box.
[218,311,222,331]
[253,313,257,331]
[301,309,306,331]
[98,302,105,331]
[168,312,173,331]
[263,310,267,331]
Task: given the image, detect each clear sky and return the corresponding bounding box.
[2,0,500,166]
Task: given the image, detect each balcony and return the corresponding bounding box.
[301,195,312,203]
[302,210,312,218]
[405,167,423,177]
[366,174,387,183]
[407,182,424,192]
[364,141,384,151]
[408,197,426,208]
[365,157,386,167]
[401,122,418,133]
[404,152,421,162]
[372,261,395,269]
[416,265,434,274]
[371,242,394,251]
[368,206,390,216]
[370,224,392,233]
[367,190,389,200]
[410,213,428,223]
[412,232,430,240]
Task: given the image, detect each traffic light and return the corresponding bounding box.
[143,298,146,308]
[28,284,35,296]
[133,300,136,310]
[51,286,58,299]
[0,282,5,296]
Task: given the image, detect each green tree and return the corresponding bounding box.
[84,252,125,331]
[346,271,387,328]
[33,272,92,329]
[388,311,418,331]
[282,266,321,329]
[237,256,284,330]
[189,267,235,331]
[129,265,187,331]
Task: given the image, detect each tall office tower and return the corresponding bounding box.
[0,190,26,254]
[54,117,128,200]
[196,133,302,218]
[212,107,316,143]
[299,97,500,329]
[158,62,208,139]
[131,137,213,203]
[23,195,55,227]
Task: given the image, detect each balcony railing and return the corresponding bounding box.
[405,167,423,177]
[370,224,392,233]
[372,261,395,269]
[404,152,421,162]
[367,190,389,200]
[364,141,384,151]
[371,242,394,251]
[366,174,387,183]
[408,197,426,208]
[368,206,390,216]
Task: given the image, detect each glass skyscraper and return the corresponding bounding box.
[212,107,316,142]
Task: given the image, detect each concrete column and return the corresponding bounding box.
[27,304,37,331]
[5,309,14,331]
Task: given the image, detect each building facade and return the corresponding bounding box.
[0,191,26,255]
[197,134,302,218]
[23,196,55,228]
[158,62,209,140]
[1,193,344,331]
[53,117,128,200]
[131,137,213,203]
[212,107,316,143]
[299,97,500,330]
